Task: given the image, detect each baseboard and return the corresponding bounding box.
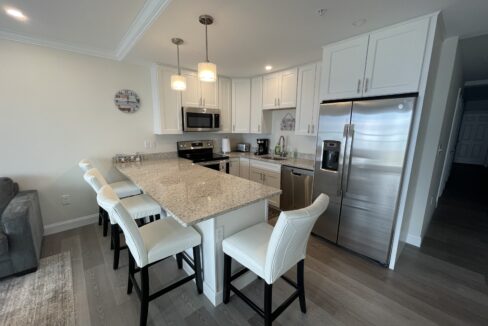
[44,213,98,236]
[406,234,422,247]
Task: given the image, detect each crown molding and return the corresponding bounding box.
[115,0,173,60]
[0,29,116,60]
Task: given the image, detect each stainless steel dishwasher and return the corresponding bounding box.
[281,166,314,211]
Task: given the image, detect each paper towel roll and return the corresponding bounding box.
[222,137,231,153]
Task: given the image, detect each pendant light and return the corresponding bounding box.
[197,14,217,82]
[171,38,186,91]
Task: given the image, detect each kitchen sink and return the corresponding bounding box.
[261,155,287,161]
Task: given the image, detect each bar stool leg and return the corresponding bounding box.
[297,260,306,313]
[103,212,109,237]
[112,224,121,270]
[98,206,103,225]
[176,253,183,269]
[223,254,231,304]
[127,252,134,295]
[140,266,150,326]
[264,283,273,326]
[193,246,203,294]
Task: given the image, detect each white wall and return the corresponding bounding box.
[236,109,316,155]
[0,39,233,231]
[404,36,464,243]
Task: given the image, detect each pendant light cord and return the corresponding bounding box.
[177,44,181,75]
[205,23,209,62]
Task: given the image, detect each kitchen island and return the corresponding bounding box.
[116,157,281,305]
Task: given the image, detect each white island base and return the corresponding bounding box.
[181,199,268,306]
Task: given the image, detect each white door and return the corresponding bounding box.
[181,71,201,107]
[219,77,232,133]
[363,17,430,97]
[201,80,218,108]
[320,35,369,101]
[280,68,298,108]
[295,63,318,136]
[152,65,182,134]
[262,73,280,109]
[454,111,488,165]
[250,77,263,133]
[437,88,464,199]
[232,79,251,133]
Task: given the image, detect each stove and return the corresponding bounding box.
[177,140,230,173]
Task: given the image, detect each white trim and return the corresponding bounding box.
[464,79,488,87]
[406,234,422,247]
[44,213,98,236]
[0,30,116,60]
[115,0,173,60]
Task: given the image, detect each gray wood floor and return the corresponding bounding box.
[40,164,488,325]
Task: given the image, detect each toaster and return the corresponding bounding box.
[236,143,251,152]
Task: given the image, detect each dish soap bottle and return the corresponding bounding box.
[274,144,281,156]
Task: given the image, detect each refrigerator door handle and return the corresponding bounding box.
[344,124,355,193]
[337,124,350,196]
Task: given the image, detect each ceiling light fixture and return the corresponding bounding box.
[170,38,186,91]
[317,9,327,17]
[198,14,217,82]
[5,7,27,21]
[265,65,273,71]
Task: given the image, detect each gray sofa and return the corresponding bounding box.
[0,178,44,279]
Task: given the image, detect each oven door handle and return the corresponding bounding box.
[195,160,230,166]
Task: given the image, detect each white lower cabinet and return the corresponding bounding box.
[250,160,281,208]
[229,158,240,176]
[151,65,182,134]
[239,158,250,179]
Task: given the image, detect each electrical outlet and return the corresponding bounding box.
[61,194,71,206]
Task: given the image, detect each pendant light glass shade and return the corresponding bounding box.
[198,62,217,82]
[171,74,187,90]
[170,37,186,91]
[198,15,217,82]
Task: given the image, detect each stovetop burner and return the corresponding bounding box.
[177,140,229,163]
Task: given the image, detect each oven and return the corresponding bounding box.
[196,160,229,173]
[182,107,221,132]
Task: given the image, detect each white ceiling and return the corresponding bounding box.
[461,34,488,82]
[1,0,488,76]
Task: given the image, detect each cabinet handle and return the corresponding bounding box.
[364,78,369,93]
[357,79,361,93]
[258,124,261,132]
[274,98,277,106]
[308,124,310,133]
[278,98,280,106]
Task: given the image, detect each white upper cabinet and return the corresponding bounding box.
[232,79,251,133]
[296,62,321,136]
[280,68,298,108]
[250,76,264,133]
[320,15,433,101]
[363,17,430,97]
[219,77,232,133]
[181,70,218,108]
[320,35,369,101]
[151,65,182,134]
[262,68,298,109]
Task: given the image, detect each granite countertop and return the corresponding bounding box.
[116,158,282,227]
[225,152,315,171]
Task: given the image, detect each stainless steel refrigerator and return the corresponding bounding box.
[312,95,416,265]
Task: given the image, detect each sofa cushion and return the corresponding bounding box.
[0,178,18,217]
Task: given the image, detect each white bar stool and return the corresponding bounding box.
[222,194,329,326]
[97,185,203,326]
[84,169,162,270]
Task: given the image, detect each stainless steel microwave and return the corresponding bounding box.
[182,107,221,132]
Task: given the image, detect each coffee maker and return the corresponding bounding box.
[256,138,269,155]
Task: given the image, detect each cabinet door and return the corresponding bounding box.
[219,77,232,132]
[311,63,321,135]
[262,73,280,109]
[201,80,218,108]
[363,17,430,97]
[152,65,182,134]
[250,167,263,183]
[295,63,318,136]
[181,71,201,107]
[239,158,250,179]
[229,158,240,176]
[280,68,298,108]
[320,35,369,101]
[232,79,251,133]
[250,77,263,133]
[263,170,281,207]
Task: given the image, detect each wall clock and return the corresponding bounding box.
[114,89,140,113]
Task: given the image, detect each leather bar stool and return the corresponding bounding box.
[97,185,203,326]
[84,169,162,270]
[222,194,329,326]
